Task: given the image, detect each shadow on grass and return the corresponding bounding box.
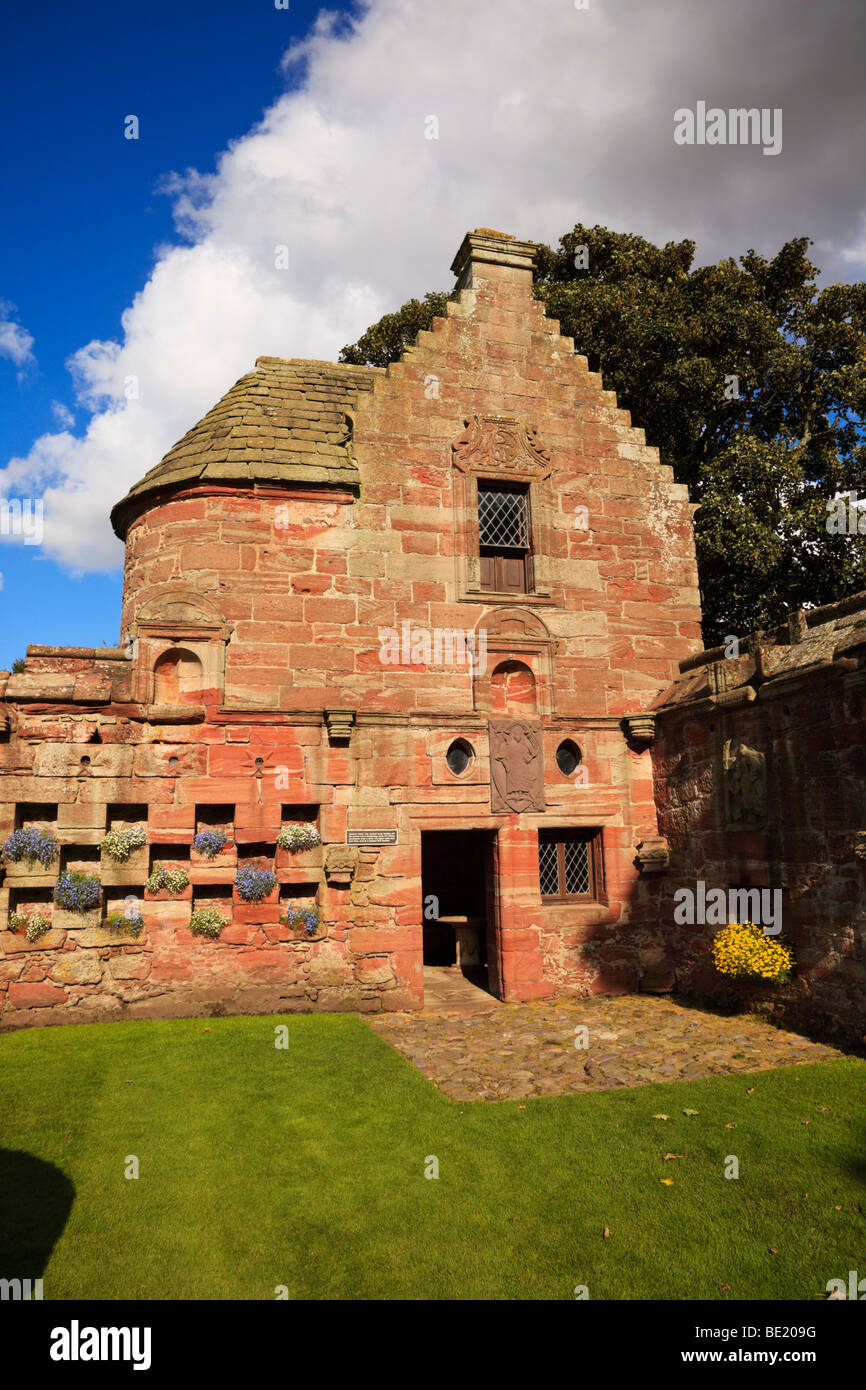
[0,1149,75,1280]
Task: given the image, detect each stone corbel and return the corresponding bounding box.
[624,713,656,746]
[853,832,866,862]
[635,836,670,873]
[324,845,359,885]
[324,708,356,744]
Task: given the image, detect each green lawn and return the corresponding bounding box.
[1,1013,863,1300]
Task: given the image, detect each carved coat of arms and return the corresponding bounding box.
[489,719,546,813]
[453,415,551,475]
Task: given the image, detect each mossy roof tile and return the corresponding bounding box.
[110,356,382,537]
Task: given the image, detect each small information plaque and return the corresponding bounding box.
[346,829,398,846]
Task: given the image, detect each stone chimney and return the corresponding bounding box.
[450,228,537,293]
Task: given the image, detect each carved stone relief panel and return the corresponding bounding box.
[452,414,552,475]
[489,719,546,813]
[722,737,767,827]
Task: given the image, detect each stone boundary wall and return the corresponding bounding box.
[652,649,866,1048]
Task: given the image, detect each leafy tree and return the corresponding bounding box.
[340,225,866,644]
[11,658,26,674]
[340,292,454,369]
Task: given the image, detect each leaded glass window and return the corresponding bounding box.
[477,483,531,593]
[538,830,603,900]
[478,487,528,548]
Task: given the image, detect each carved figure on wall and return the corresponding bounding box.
[722,737,767,827]
[324,845,358,885]
[489,719,545,813]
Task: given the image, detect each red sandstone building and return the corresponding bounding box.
[1,230,863,1040]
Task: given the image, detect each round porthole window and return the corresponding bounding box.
[555,739,582,777]
[446,739,473,776]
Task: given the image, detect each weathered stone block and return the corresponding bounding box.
[0,930,65,953]
[57,804,109,831]
[50,952,104,985]
[8,980,69,1008]
[34,745,134,778]
[355,958,395,987]
[54,908,102,934]
[107,953,152,981]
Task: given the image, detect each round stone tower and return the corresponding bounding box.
[109,356,382,711]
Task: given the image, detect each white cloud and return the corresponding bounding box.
[50,402,75,429]
[0,300,35,370]
[1,0,864,573]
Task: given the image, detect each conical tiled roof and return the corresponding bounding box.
[110,356,383,537]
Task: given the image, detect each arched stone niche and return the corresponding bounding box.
[490,660,537,714]
[127,588,232,706]
[153,648,204,704]
[472,607,557,716]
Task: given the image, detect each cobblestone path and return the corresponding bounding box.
[366,993,846,1101]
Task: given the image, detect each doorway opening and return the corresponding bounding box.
[421,829,499,997]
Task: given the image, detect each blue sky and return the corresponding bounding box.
[0,0,333,666]
[1,0,863,671]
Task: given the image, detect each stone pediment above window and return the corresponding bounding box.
[136,590,228,631]
[483,608,555,644]
[452,414,552,479]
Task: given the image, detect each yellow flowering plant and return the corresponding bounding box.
[712,921,794,983]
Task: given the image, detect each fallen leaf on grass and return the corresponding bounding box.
[603,1226,611,1239]
[746,1087,755,1094]
[724,1123,737,1129]
[768,1247,778,1255]
[653,1113,670,1121]
[835,1205,842,1211]
[720,1283,732,1293]
[683,1109,699,1116]
[660,1178,675,1186]
[801,1119,810,1126]
[663,1153,684,1161]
